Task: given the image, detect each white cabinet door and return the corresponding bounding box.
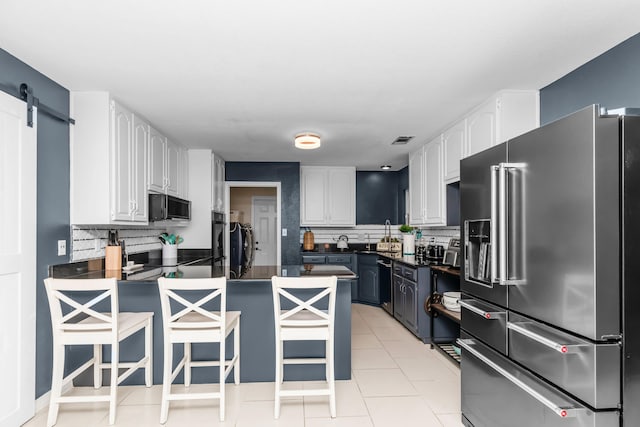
[424,137,445,225]
[443,120,466,183]
[165,139,180,197]
[326,167,355,226]
[467,98,496,158]
[408,147,424,225]
[111,101,133,221]
[131,114,148,222]
[300,167,327,225]
[148,126,166,193]
[178,146,189,199]
[212,153,225,212]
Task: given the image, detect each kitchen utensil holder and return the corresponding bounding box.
[162,244,178,266]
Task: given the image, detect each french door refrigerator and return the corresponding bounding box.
[458,105,640,427]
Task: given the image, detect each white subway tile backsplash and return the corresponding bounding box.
[71,225,167,261]
[299,225,460,247]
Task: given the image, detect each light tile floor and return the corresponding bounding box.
[24,303,462,427]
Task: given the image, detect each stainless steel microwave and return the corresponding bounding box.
[149,193,191,221]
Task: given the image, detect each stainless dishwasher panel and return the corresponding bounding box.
[508,312,620,409]
[460,296,507,355]
[459,332,619,427]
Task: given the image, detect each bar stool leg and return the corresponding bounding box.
[274,337,281,418]
[219,336,226,421]
[145,318,153,387]
[47,343,64,427]
[234,323,240,384]
[328,338,336,418]
[160,340,173,424]
[184,343,191,387]
[94,344,102,388]
[108,342,119,425]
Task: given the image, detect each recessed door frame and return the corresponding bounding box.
[225,181,281,266]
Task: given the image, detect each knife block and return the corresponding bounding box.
[105,245,122,271]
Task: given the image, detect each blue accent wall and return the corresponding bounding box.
[0,48,71,398]
[225,162,300,264]
[397,166,408,225]
[540,33,640,124]
[356,171,400,224]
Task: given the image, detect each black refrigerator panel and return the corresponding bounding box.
[622,114,640,426]
[459,332,619,427]
[505,105,620,341]
[460,143,508,308]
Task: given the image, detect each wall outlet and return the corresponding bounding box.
[57,240,66,256]
[282,228,287,237]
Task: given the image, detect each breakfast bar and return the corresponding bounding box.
[49,263,355,386]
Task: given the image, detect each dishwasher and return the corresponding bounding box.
[377,258,393,315]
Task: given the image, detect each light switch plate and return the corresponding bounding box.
[282,228,287,237]
[57,240,66,256]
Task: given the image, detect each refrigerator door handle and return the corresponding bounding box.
[497,162,527,286]
[490,165,499,284]
[507,321,585,354]
[457,338,586,418]
[459,299,505,320]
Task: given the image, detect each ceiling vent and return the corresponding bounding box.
[391,136,414,145]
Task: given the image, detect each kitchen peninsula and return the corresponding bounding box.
[49,261,355,386]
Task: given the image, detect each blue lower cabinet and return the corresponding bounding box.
[358,254,380,305]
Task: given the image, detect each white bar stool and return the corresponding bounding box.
[157,277,240,423]
[271,275,337,418]
[43,277,153,426]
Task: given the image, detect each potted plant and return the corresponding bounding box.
[399,225,415,256]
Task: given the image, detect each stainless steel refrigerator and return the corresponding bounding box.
[458,105,640,427]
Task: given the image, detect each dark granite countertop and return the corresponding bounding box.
[50,259,357,282]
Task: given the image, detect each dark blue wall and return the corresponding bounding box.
[1,48,71,398]
[397,166,408,225]
[225,162,300,264]
[540,33,640,124]
[356,171,400,224]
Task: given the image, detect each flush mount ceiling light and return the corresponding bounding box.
[294,132,321,150]
[380,165,392,170]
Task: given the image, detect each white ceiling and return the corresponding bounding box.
[1,1,639,170]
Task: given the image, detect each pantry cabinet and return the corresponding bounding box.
[300,166,355,226]
[70,92,148,225]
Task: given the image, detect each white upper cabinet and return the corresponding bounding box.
[131,114,149,222]
[165,139,180,197]
[423,136,445,225]
[409,136,446,226]
[70,91,148,225]
[147,129,186,198]
[211,152,225,213]
[408,147,425,224]
[300,166,355,227]
[148,126,166,193]
[466,90,539,158]
[442,119,466,183]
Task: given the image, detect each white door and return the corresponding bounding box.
[0,91,36,426]
[252,196,277,266]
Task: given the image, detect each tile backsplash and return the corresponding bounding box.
[299,225,460,248]
[71,226,167,261]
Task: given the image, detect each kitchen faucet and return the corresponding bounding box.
[384,219,391,243]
